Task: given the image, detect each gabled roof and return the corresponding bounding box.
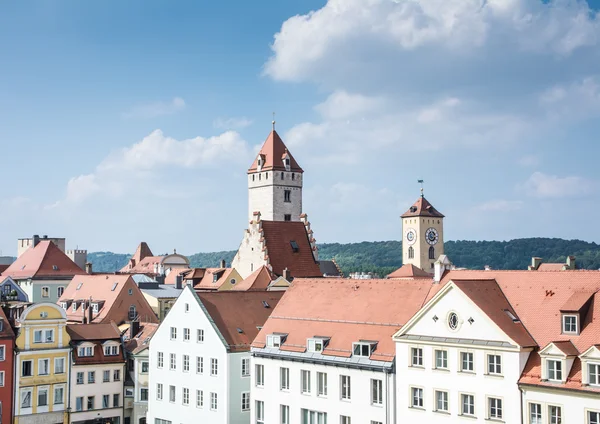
[537,263,566,271]
[401,196,444,218]
[387,264,432,279]
[194,268,235,290]
[2,240,85,279]
[196,291,284,352]
[560,290,596,312]
[261,221,322,278]
[318,260,342,277]
[67,322,121,341]
[540,340,579,357]
[124,322,159,354]
[132,242,153,264]
[248,130,303,173]
[230,265,273,291]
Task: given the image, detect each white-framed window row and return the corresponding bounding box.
[486,352,503,376]
[527,401,563,424]
[434,349,448,370]
[410,346,423,368]
[459,350,475,373]
[460,392,476,418]
[433,389,448,414]
[410,386,424,409]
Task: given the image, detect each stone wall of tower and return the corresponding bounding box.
[402,216,444,272]
[248,170,303,221]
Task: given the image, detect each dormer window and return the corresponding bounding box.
[266,334,287,348]
[104,345,119,356]
[213,274,218,283]
[547,359,563,381]
[92,303,99,313]
[589,363,600,386]
[307,337,329,353]
[78,346,94,357]
[60,302,68,310]
[352,341,376,357]
[562,314,578,334]
[72,303,77,312]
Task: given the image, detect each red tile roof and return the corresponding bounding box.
[2,240,85,279]
[401,196,444,218]
[253,278,437,362]
[560,290,595,312]
[387,264,432,279]
[197,291,284,352]
[0,265,9,274]
[261,221,322,278]
[124,322,159,354]
[231,265,273,291]
[248,130,303,173]
[537,263,566,271]
[67,322,121,341]
[194,268,235,290]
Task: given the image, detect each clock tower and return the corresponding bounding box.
[401,192,445,273]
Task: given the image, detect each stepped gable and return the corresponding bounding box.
[401,196,444,218]
[248,130,303,173]
[2,240,85,279]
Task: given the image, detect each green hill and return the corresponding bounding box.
[88,238,600,276]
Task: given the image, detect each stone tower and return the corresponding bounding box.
[247,129,303,222]
[401,195,445,272]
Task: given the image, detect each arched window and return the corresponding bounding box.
[280,172,284,180]
[408,247,414,259]
[128,305,137,320]
[429,246,435,260]
[292,173,295,180]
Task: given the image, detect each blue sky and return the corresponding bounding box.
[1,0,600,255]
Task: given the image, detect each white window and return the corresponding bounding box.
[184,328,190,341]
[114,369,121,381]
[589,411,600,424]
[489,397,502,420]
[92,303,99,313]
[340,375,351,400]
[41,286,49,298]
[169,353,176,370]
[38,386,48,406]
[530,403,542,424]
[435,349,448,369]
[72,302,78,312]
[183,355,189,372]
[142,361,149,373]
[411,387,423,408]
[301,369,311,394]
[307,338,326,352]
[435,390,448,412]
[76,372,84,384]
[196,390,203,408]
[352,342,374,357]
[563,314,578,333]
[461,394,475,416]
[185,303,189,312]
[182,388,189,405]
[38,358,49,375]
[196,357,203,374]
[591,363,600,385]
[461,351,474,372]
[340,416,351,424]
[210,392,218,411]
[411,347,423,367]
[371,379,382,405]
[256,400,264,424]
[53,385,64,405]
[197,329,204,342]
[60,302,67,310]
[157,352,163,368]
[549,405,562,424]
[78,346,93,357]
[54,357,65,374]
[241,392,250,412]
[210,358,218,376]
[140,388,148,401]
[317,372,328,397]
[281,405,290,424]
[548,359,562,381]
[267,334,283,348]
[301,409,327,424]
[170,327,177,340]
[128,305,136,320]
[280,367,289,390]
[88,371,95,383]
[241,358,250,377]
[57,286,64,298]
[169,385,175,402]
[157,383,163,400]
[104,345,119,356]
[487,354,502,375]
[256,364,264,387]
[21,389,32,408]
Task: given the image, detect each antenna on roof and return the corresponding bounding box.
[272,112,276,131]
[418,179,424,197]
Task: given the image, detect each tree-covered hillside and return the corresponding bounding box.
[88,238,600,275]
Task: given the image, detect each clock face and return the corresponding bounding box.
[405,228,417,245]
[425,227,439,245]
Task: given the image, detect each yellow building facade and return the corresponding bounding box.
[14,303,70,424]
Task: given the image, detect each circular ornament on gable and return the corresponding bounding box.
[448,311,460,331]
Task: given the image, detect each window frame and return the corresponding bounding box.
[371,379,383,405]
[256,364,265,387]
[487,353,503,376]
[241,357,250,377]
[434,389,449,413]
[548,404,562,424]
[487,396,503,420]
[197,329,204,342]
[301,369,311,394]
[547,359,563,381]
[460,393,476,417]
[241,392,250,412]
[317,372,328,397]
[460,351,475,373]
[434,349,448,370]
[340,375,351,400]
[410,347,423,368]
[562,314,578,334]
[410,386,424,409]
[280,367,289,391]
[589,363,600,386]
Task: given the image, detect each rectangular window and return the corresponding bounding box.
[301,370,311,394]
[54,357,65,374]
[113,393,120,408]
[461,394,475,416]
[169,385,175,403]
[42,286,49,298]
[157,352,164,368]
[210,358,218,376]
[340,417,351,424]
[280,367,289,390]
[141,388,148,401]
[182,388,189,405]
[103,370,110,382]
[0,371,4,387]
[284,190,291,203]
[45,329,53,342]
[242,358,250,377]
[411,347,423,367]
[21,389,32,408]
[76,372,84,384]
[461,352,474,372]
[142,361,149,373]
[197,357,204,374]
[170,327,177,340]
[38,359,49,375]
[87,396,94,410]
[197,329,204,342]
[590,363,600,385]
[563,314,578,333]
[435,350,448,369]
[22,360,32,377]
[589,411,600,424]
[489,397,502,420]
[301,409,327,424]
[196,390,203,408]
[88,371,95,383]
[341,375,351,400]
[183,355,190,372]
[53,386,64,404]
[183,328,190,341]
[281,405,290,424]
[0,346,5,361]
[548,359,562,381]
[241,392,250,412]
[170,353,176,370]
[34,330,42,343]
[435,390,448,412]
[256,364,265,387]
[75,396,83,411]
[411,387,423,408]
[530,403,542,424]
[284,214,291,221]
[157,383,163,400]
[549,405,562,424]
[317,372,328,397]
[210,392,217,411]
[102,394,109,408]
[371,379,383,405]
[256,400,264,424]
[104,345,118,356]
[38,387,48,406]
[113,369,121,381]
[487,354,502,375]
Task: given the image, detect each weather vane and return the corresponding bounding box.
[418,179,424,197]
[272,112,276,130]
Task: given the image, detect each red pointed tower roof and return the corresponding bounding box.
[401,196,444,218]
[132,242,153,264]
[2,240,85,279]
[248,130,303,173]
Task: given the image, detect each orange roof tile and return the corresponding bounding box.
[231,265,273,291]
[124,322,159,354]
[163,268,191,286]
[2,240,85,279]
[560,290,596,311]
[537,263,566,271]
[194,268,234,290]
[248,130,303,173]
[401,196,444,218]
[387,264,432,279]
[67,322,121,341]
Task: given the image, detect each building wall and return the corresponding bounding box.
[248,171,302,222]
[108,279,158,325]
[227,352,252,424]
[231,223,268,279]
[521,385,600,424]
[132,350,150,424]
[147,288,229,424]
[65,250,87,270]
[216,270,244,291]
[402,216,444,272]
[0,335,15,424]
[251,355,393,424]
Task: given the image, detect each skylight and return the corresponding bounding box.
[503,309,519,322]
[76,283,83,290]
[262,301,270,308]
[111,283,118,291]
[290,240,299,252]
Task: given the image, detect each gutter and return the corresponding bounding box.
[519,386,524,424]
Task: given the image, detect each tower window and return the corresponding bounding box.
[429,246,435,260]
[284,190,291,203]
[408,247,414,259]
[252,175,255,181]
[281,172,284,180]
[266,172,268,179]
[292,173,295,180]
[259,173,261,181]
[285,158,290,166]
[284,214,291,221]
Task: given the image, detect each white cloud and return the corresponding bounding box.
[520,171,596,199]
[213,116,253,129]
[314,91,385,120]
[122,97,186,119]
[477,199,524,212]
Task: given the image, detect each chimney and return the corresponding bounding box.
[32,234,40,248]
[175,275,183,290]
[85,262,93,274]
[129,320,140,339]
[567,256,576,270]
[484,265,492,271]
[82,301,88,324]
[433,261,444,283]
[283,268,291,281]
[88,299,93,324]
[220,259,226,268]
[530,257,543,270]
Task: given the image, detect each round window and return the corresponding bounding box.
[448,312,459,330]
[230,279,236,285]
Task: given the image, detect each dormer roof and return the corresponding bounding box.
[248,130,303,173]
[401,196,444,218]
